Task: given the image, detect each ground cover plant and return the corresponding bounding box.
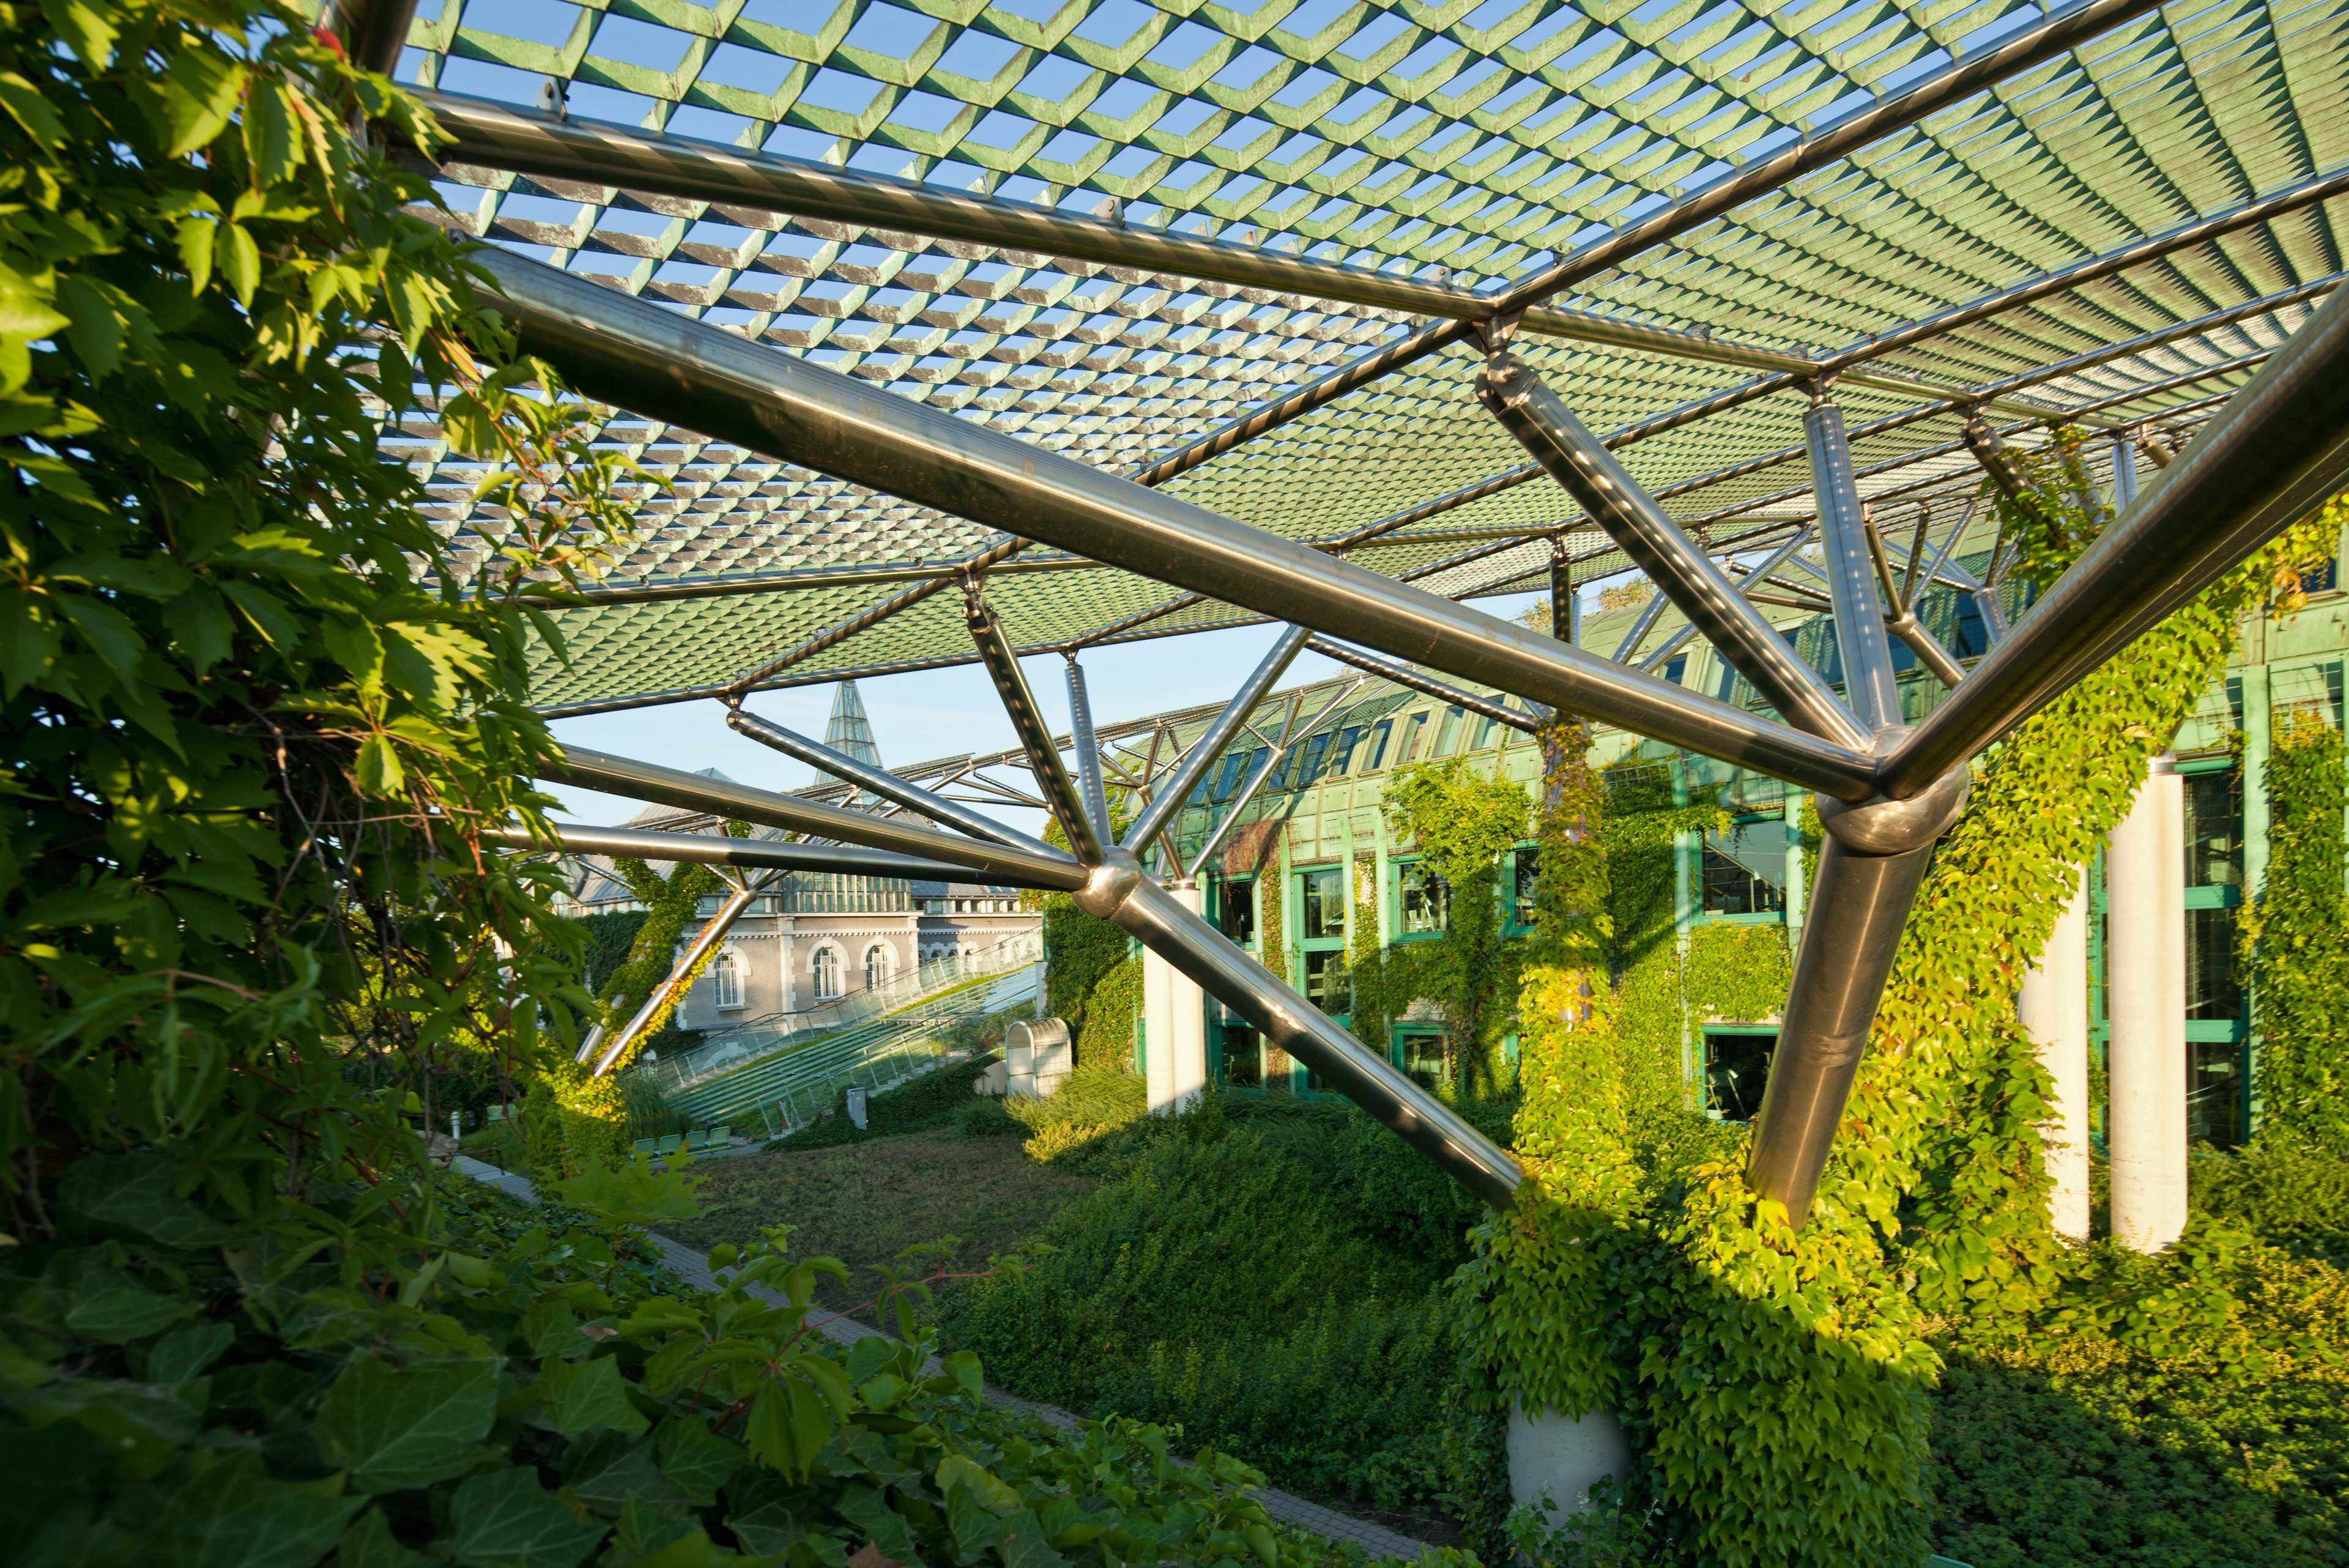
[664,1126,1099,1322]
[0,10,1438,1564]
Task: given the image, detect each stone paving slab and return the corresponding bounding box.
[450,1156,1436,1562]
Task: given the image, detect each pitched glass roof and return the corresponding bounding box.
[382,0,2349,711]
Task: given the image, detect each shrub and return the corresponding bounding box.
[2191,1136,2349,1268]
[1006,1061,1149,1161]
[770,1052,1004,1150]
[938,1097,1509,1513]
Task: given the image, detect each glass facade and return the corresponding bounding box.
[1398,862,1448,935]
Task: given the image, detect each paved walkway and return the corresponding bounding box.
[451,1156,1436,1562]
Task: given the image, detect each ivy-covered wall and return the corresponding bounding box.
[2246,713,2349,1153]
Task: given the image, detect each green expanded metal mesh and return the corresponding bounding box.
[378,0,2349,708]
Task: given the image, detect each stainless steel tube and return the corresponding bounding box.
[476,249,1880,801]
[1122,625,1312,854]
[546,745,1090,891]
[1064,655,1114,846]
[1112,876,1523,1208]
[584,878,761,1073]
[1637,526,1821,675]
[1880,284,2349,797]
[1304,639,1538,734]
[966,594,1106,863]
[1742,837,1936,1224]
[1609,590,1671,664]
[1806,395,1904,733]
[485,821,1048,886]
[721,708,1063,861]
[1482,353,1870,750]
[1187,679,1364,870]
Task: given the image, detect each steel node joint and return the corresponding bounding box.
[1820,757,1971,856]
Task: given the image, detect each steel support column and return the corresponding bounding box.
[581,876,762,1074]
[1064,655,1113,845]
[1123,626,1312,856]
[1806,391,1906,731]
[1480,352,1869,750]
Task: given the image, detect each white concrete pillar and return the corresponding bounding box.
[2107,754,2188,1252]
[2018,868,2092,1241]
[1142,936,1174,1112]
[1166,884,1207,1112]
[1142,886,1208,1114]
[1507,1402,1631,1524]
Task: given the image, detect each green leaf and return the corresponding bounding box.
[0,586,62,695]
[533,1352,649,1437]
[56,593,146,682]
[177,216,216,295]
[243,79,298,185]
[998,1508,1069,1568]
[355,733,404,797]
[56,275,121,375]
[64,1276,193,1343]
[61,1153,240,1247]
[40,0,117,69]
[162,1452,363,1568]
[0,70,65,146]
[220,223,260,306]
[147,1322,236,1385]
[161,45,246,157]
[836,1484,919,1563]
[338,1507,437,1568]
[315,1355,502,1493]
[562,1429,681,1511]
[0,260,69,338]
[163,584,235,675]
[650,1417,744,1506]
[448,1468,607,1568]
[322,615,385,685]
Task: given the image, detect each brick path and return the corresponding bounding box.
[453,1156,1437,1562]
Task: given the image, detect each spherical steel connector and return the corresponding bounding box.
[1072,847,1143,920]
[1816,761,1970,856]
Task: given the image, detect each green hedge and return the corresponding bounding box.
[769,1052,1004,1151]
[937,1095,1513,1514]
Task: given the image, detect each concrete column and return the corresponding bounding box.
[1142,887,1209,1114]
[2018,868,2092,1241]
[1507,1402,1631,1525]
[1142,934,1173,1111]
[2107,754,2188,1252]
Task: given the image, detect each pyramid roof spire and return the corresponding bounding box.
[824,681,880,768]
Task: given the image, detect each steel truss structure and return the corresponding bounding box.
[340,0,2349,1224]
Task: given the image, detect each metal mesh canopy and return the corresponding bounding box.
[385,0,2349,711]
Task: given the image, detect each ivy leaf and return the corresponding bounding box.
[177,216,216,296]
[146,1322,236,1385]
[562,1428,681,1511]
[650,1416,744,1506]
[65,1274,195,1342]
[315,1355,502,1493]
[161,46,246,157]
[61,1153,240,1248]
[243,79,298,185]
[448,1468,607,1568]
[161,1452,363,1568]
[532,1352,649,1437]
[322,614,385,685]
[338,1507,437,1568]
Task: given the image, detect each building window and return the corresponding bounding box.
[1432,705,1464,758]
[1398,862,1447,934]
[1362,719,1393,771]
[1303,949,1350,1015]
[1395,1028,1446,1089]
[866,944,892,991]
[812,947,840,999]
[711,950,742,1010]
[1398,711,1430,764]
[1701,818,1791,917]
[1330,725,1365,774]
[1299,867,1343,941]
[1704,1030,1776,1120]
[1296,731,1333,786]
[1220,1024,1262,1088]
[1512,850,1538,928]
[1217,879,1255,946]
[2183,767,2244,888]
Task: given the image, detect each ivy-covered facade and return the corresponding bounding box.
[1096,534,2349,1149]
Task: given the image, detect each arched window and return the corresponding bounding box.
[711,950,741,1010]
[812,945,839,999]
[865,944,891,991]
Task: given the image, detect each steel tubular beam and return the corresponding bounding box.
[1123,626,1313,854]
[1609,591,1671,663]
[1303,639,1538,733]
[1635,522,1828,674]
[1882,286,2349,798]
[1064,656,1114,846]
[721,708,1062,860]
[1111,877,1522,1206]
[546,745,1089,890]
[1482,352,1870,750]
[478,249,1880,801]
[1806,393,1905,732]
[1744,837,1937,1222]
[581,878,761,1072]
[484,821,1023,884]
[967,593,1105,860]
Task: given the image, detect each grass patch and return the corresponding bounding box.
[662,1125,1097,1318]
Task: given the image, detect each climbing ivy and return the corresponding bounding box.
[1469,427,2345,1566]
[2245,711,2349,1153]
